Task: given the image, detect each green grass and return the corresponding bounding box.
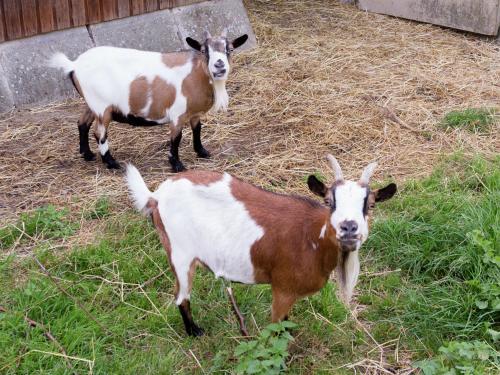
[440,108,497,133]
[0,156,499,373]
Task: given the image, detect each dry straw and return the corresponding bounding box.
[0,0,498,223]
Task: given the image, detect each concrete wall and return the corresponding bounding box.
[0,0,255,113]
[358,0,500,36]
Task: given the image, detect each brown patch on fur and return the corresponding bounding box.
[230,176,340,321]
[162,52,190,68]
[148,77,176,120]
[148,198,180,297]
[179,54,213,125]
[70,72,84,97]
[129,76,149,115]
[170,170,223,186]
[78,106,94,127]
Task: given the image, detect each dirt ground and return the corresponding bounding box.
[0,0,498,223]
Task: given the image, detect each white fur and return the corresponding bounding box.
[330,181,369,245]
[319,224,326,239]
[211,80,229,112]
[148,173,264,304]
[336,250,360,304]
[98,140,109,155]
[125,164,153,214]
[48,52,74,75]
[50,46,192,126]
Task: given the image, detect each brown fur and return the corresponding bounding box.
[170,169,223,186]
[129,76,149,115]
[148,77,176,120]
[179,54,214,125]
[229,177,340,321]
[162,52,190,68]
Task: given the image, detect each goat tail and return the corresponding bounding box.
[126,164,155,215]
[48,52,75,75]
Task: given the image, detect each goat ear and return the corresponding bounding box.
[232,34,248,49]
[186,37,202,51]
[373,183,397,202]
[308,175,327,198]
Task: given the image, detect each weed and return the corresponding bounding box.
[235,321,297,374]
[414,340,499,374]
[0,205,76,249]
[441,108,496,133]
[85,197,111,220]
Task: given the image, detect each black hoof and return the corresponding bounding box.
[106,161,121,170]
[101,151,121,169]
[188,324,205,337]
[82,150,96,161]
[169,157,186,173]
[196,147,211,159]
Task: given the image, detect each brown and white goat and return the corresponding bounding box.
[126,155,397,336]
[50,30,248,171]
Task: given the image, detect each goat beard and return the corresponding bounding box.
[211,80,229,112]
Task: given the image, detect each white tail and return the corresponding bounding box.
[126,164,153,213]
[48,52,75,75]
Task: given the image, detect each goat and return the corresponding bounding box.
[49,30,248,172]
[126,155,397,336]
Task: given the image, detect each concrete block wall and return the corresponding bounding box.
[357,0,500,36]
[0,0,255,113]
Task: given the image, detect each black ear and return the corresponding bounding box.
[374,183,397,202]
[186,37,202,51]
[308,175,327,197]
[232,34,248,49]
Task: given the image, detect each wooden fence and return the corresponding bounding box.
[0,0,205,42]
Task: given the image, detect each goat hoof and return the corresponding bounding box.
[106,161,121,170]
[189,325,205,337]
[196,148,211,159]
[82,151,96,161]
[169,157,186,173]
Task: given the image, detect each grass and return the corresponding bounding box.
[0,155,499,373]
[440,108,497,133]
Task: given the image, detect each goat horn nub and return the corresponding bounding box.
[326,154,343,181]
[359,162,377,184]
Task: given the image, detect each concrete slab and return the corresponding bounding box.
[358,0,500,36]
[90,10,184,52]
[0,27,94,107]
[173,0,257,50]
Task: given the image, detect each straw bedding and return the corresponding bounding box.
[0,0,498,223]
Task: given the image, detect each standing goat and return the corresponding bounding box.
[126,155,397,336]
[50,30,248,171]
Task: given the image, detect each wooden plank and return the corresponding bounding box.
[38,0,55,33]
[159,0,172,9]
[3,0,23,40]
[130,0,145,15]
[54,0,71,29]
[144,0,159,12]
[172,0,204,7]
[21,0,38,37]
[70,0,87,26]
[102,0,118,21]
[86,0,102,23]
[0,2,6,42]
[116,0,130,18]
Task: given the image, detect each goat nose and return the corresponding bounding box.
[340,220,358,234]
[214,59,225,68]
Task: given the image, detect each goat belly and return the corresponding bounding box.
[112,112,162,126]
[155,173,265,284]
